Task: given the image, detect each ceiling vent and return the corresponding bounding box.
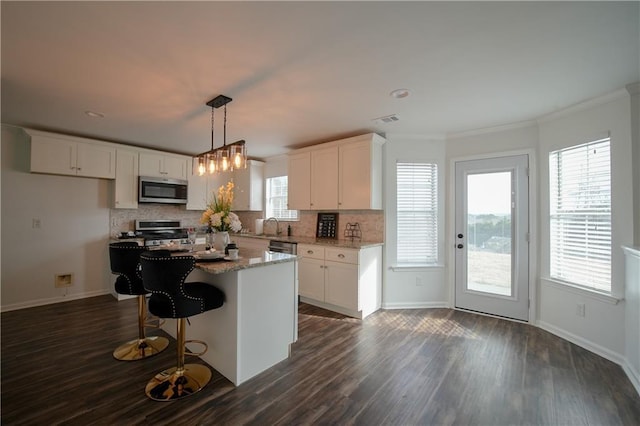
[372,114,399,125]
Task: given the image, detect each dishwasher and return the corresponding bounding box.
[268,240,297,255]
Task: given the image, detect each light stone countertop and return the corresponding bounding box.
[232,233,383,249]
[172,246,298,275]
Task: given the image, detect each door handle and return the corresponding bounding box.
[457,233,464,239]
[457,244,464,249]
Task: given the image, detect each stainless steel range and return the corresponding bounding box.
[135,219,188,247]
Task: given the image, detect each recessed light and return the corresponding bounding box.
[85,110,105,118]
[390,89,410,99]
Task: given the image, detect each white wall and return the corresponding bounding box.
[1,125,112,310]
[382,134,447,308]
[537,93,633,363]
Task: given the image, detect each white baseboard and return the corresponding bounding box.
[622,359,640,397]
[382,301,449,309]
[1,289,111,313]
[537,320,640,397]
[537,321,625,365]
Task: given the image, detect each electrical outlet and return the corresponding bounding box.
[32,218,41,229]
[576,303,586,317]
[55,273,74,288]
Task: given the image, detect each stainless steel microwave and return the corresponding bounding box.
[138,176,188,204]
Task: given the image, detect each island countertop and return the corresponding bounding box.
[174,247,297,275]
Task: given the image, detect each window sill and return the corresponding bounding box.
[541,277,623,305]
[389,264,445,272]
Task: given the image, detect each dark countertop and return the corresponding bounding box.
[232,233,383,249]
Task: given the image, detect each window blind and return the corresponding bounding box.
[549,137,611,292]
[266,176,299,220]
[397,162,438,265]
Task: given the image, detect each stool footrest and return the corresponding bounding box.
[184,339,208,357]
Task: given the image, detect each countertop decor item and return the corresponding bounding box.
[201,182,243,246]
[195,94,247,176]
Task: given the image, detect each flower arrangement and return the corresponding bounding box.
[200,181,242,232]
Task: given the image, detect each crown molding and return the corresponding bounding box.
[446,120,537,140]
[536,88,629,124]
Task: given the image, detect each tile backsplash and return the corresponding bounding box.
[110,206,384,242]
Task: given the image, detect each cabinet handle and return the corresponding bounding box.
[307,250,314,254]
[338,254,345,258]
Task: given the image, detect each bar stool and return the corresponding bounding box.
[109,242,169,361]
[140,252,224,401]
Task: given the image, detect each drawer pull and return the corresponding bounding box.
[307,250,314,254]
[338,254,345,258]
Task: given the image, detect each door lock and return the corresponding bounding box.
[457,244,464,249]
[457,233,464,239]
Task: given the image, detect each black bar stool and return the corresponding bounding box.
[108,242,169,361]
[140,252,224,401]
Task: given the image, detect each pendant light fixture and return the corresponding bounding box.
[196,94,247,176]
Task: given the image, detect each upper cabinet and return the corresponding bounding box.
[288,133,385,210]
[139,152,188,180]
[288,152,311,211]
[233,160,264,211]
[186,159,264,212]
[28,130,116,179]
[113,148,139,209]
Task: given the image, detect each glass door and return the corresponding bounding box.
[455,155,529,321]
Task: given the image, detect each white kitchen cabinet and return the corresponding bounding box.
[297,243,382,318]
[188,160,264,212]
[287,151,311,210]
[186,158,226,210]
[29,130,116,179]
[287,133,385,211]
[311,146,339,210]
[338,136,384,210]
[232,236,269,252]
[139,152,188,180]
[113,148,139,209]
[232,160,264,211]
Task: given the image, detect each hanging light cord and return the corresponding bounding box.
[210,103,215,150]
[223,103,227,147]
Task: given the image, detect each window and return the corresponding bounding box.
[265,176,298,220]
[549,137,611,292]
[396,162,438,265]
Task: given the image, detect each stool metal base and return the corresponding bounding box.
[112,336,169,361]
[145,364,212,401]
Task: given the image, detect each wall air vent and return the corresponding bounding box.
[372,114,399,125]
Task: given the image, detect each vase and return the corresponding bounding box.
[213,231,230,252]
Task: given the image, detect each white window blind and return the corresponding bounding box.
[549,137,611,292]
[397,162,438,265]
[265,176,299,220]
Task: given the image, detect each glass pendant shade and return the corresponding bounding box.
[194,95,247,176]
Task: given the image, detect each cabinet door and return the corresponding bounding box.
[187,158,208,210]
[163,155,188,180]
[113,149,139,209]
[232,160,264,211]
[30,135,77,176]
[299,257,326,301]
[76,143,116,179]
[325,260,359,311]
[288,152,311,210]
[339,140,371,210]
[311,146,338,210]
[232,236,269,252]
[138,152,164,177]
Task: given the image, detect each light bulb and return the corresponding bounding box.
[221,156,229,171]
[233,153,242,169]
[198,163,205,176]
[208,159,216,174]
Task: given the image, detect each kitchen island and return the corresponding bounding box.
[160,248,298,386]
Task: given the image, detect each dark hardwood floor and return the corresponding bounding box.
[2,295,639,425]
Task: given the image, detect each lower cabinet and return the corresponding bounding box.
[298,243,382,319]
[232,236,269,252]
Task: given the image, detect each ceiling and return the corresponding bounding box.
[2,1,639,159]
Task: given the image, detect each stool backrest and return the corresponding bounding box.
[109,242,145,283]
[140,252,197,318]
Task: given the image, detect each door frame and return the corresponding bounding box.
[447,148,538,323]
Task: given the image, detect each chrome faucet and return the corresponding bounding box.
[264,217,281,236]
